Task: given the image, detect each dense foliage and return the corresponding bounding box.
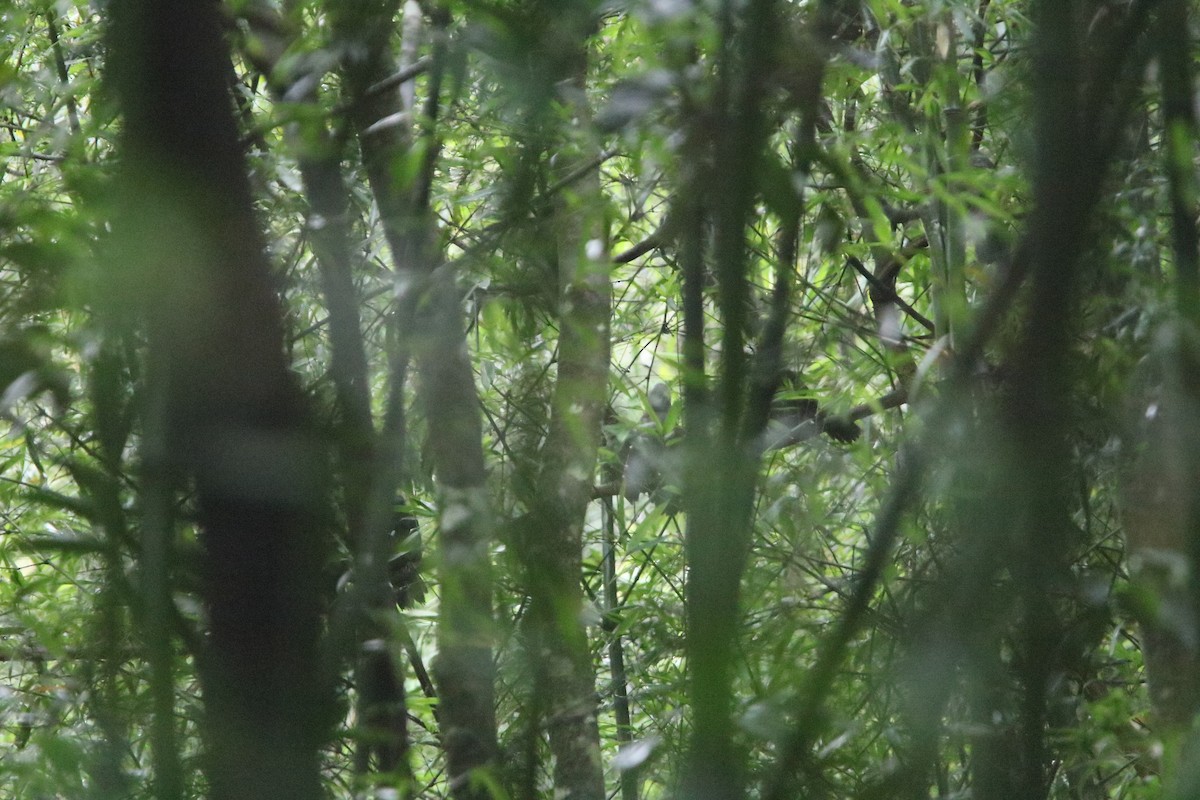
[1,0,1197,799]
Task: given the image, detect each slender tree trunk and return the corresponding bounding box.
[107,2,331,799]
[998,3,1148,796]
[603,498,639,800]
[1120,0,1200,770]
[529,67,611,800]
[680,2,781,798]
[330,2,501,794]
[483,8,612,799]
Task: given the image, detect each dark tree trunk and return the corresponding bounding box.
[107,2,331,799]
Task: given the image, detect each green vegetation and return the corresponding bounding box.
[0,1,1195,798]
